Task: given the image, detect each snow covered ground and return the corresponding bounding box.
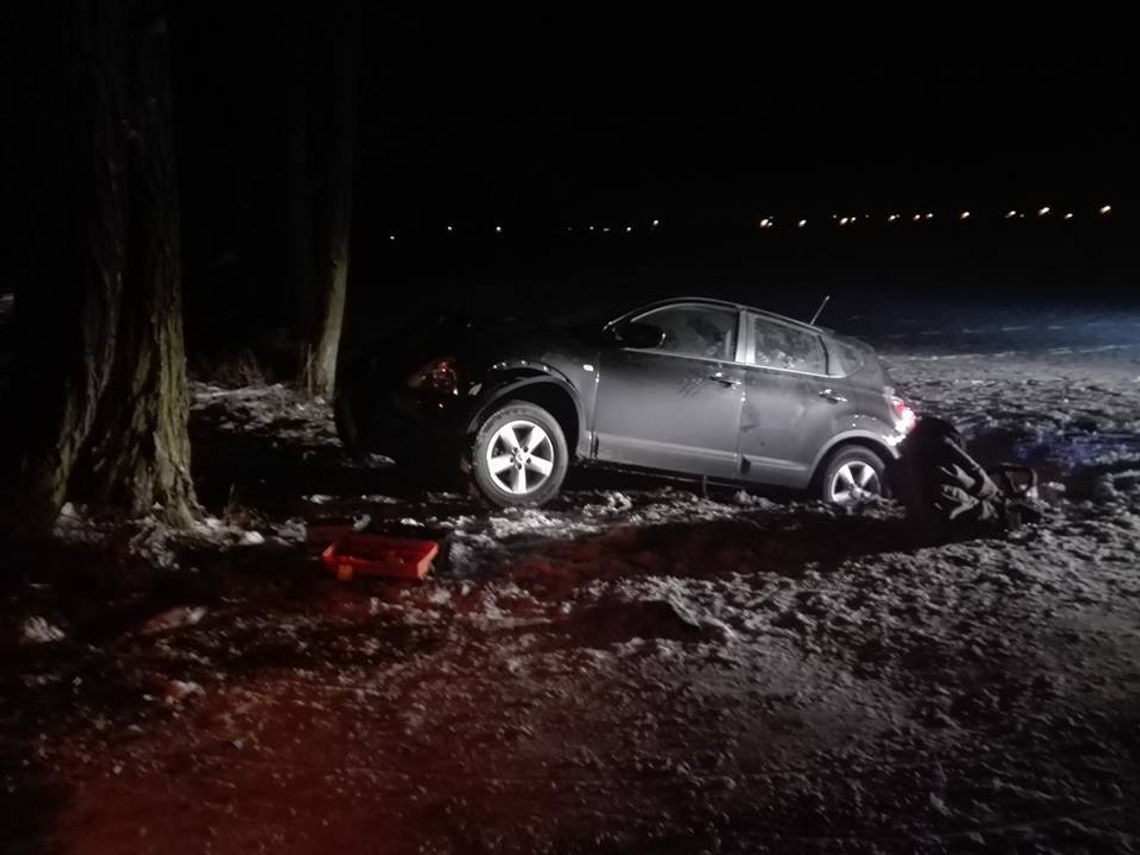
[4,307,1140,853]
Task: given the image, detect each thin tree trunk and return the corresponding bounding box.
[5,0,197,529]
[297,0,362,401]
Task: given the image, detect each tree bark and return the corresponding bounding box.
[4,0,197,529]
[291,0,363,402]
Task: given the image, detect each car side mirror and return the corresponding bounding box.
[613,321,666,349]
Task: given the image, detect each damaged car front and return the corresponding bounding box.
[334,312,598,482]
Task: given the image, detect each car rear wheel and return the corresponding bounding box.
[471,401,569,507]
[821,446,887,505]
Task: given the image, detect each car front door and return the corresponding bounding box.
[592,304,746,479]
[738,314,853,488]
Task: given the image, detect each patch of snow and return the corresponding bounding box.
[52,502,101,543]
[270,518,307,544]
[19,616,66,645]
[136,606,207,637]
[161,680,202,705]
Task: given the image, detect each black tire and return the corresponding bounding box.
[470,401,569,508]
[819,445,888,505]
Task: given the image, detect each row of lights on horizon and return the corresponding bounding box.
[386,208,1112,240]
[389,220,662,241]
[759,204,1113,229]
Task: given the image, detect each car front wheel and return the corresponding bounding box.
[821,446,887,505]
[470,401,569,507]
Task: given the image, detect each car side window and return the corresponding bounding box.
[635,306,737,361]
[752,317,827,374]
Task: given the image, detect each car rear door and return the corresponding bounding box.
[737,313,855,488]
[592,304,745,479]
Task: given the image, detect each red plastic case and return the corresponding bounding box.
[321,533,439,581]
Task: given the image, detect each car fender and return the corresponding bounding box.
[463,366,589,457]
[810,416,903,475]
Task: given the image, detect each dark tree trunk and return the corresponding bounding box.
[4,0,197,529]
[286,0,363,401]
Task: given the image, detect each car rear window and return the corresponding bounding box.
[751,317,827,374]
[828,340,866,376]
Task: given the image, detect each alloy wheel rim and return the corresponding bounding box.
[829,461,881,504]
[486,420,555,495]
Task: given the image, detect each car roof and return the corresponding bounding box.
[613,296,831,336]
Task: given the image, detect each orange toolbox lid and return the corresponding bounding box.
[321,533,439,581]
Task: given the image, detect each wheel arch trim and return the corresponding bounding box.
[810,426,900,480]
[465,373,588,459]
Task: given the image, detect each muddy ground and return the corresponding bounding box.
[3,310,1140,853]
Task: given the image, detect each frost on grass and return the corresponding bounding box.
[190,381,391,468]
[49,501,290,572]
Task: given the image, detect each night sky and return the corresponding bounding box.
[164,10,1135,231]
[353,19,1133,224]
[1,9,1134,320]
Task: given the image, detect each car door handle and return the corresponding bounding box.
[819,388,847,403]
[708,372,742,388]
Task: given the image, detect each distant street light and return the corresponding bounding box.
[959,211,971,219]
[1038,206,1051,216]
[1005,210,1017,219]
[1063,212,1074,220]
[1099,204,1112,215]
[798,219,807,228]
[495,225,502,233]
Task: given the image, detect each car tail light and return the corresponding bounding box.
[407,357,459,395]
[887,391,916,433]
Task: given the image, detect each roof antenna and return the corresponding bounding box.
[809,294,831,325]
